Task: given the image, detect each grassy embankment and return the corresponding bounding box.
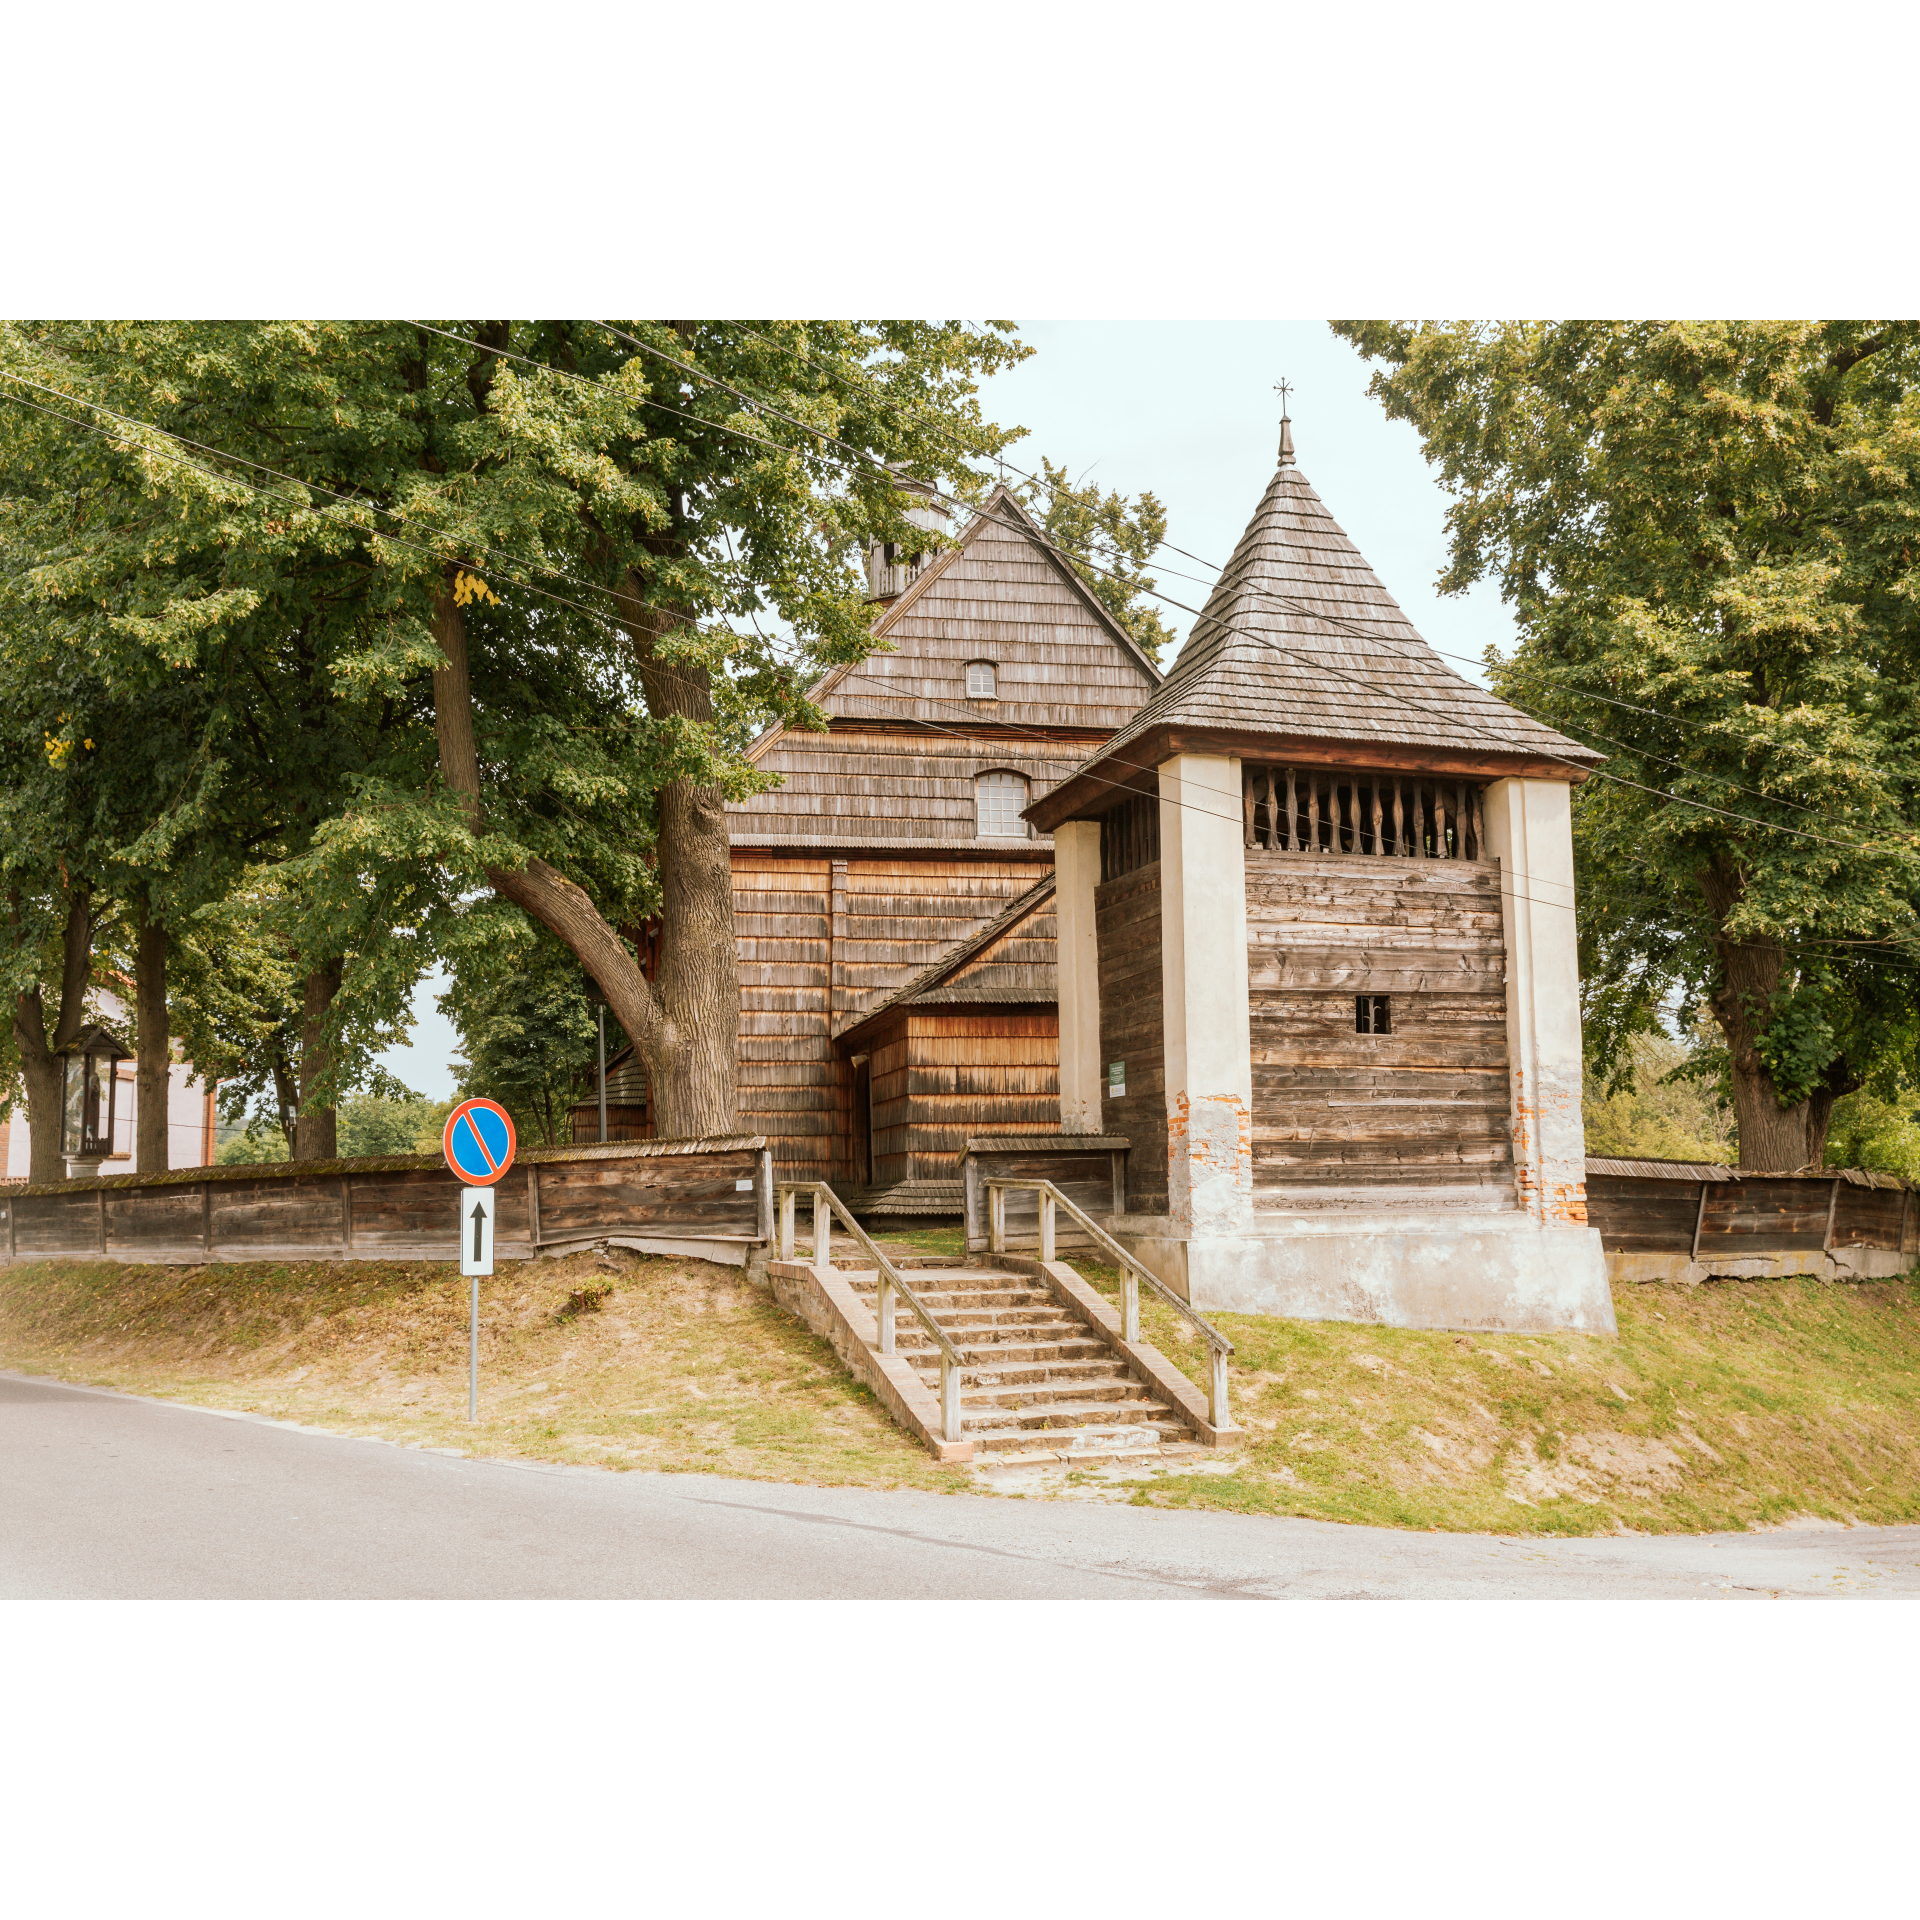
[2,1231,1915,1534]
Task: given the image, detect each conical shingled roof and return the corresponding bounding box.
[1067,456,1599,777]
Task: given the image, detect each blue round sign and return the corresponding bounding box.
[442,1098,516,1186]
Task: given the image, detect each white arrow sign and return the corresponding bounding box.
[459,1182,496,1276]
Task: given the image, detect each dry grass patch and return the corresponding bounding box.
[0,1248,955,1492]
[6,1233,1917,1535]
[1065,1263,1920,1534]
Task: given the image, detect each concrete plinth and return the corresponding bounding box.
[1608,1247,1913,1287]
[1109,1211,1616,1335]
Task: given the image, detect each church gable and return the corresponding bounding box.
[820,490,1160,734]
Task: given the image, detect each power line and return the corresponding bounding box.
[11,335,1917,870]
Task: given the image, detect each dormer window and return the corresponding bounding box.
[975,770,1030,839]
[966,660,997,699]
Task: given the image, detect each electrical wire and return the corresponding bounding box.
[10,334,1916,870]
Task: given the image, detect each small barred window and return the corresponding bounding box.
[1356,995,1391,1034]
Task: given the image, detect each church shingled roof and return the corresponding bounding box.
[1070,453,1600,777]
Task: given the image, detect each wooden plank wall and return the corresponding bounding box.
[1699,1178,1840,1255]
[733,851,1051,1183]
[1245,852,1512,1194]
[864,1007,912,1188]
[904,1012,1058,1184]
[0,1143,771,1264]
[1583,1174,1912,1257]
[1582,1177,1701,1253]
[735,855,835,1183]
[1096,860,1166,1212]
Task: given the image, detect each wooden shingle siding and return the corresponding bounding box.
[1245,852,1513,1192]
[731,730,1087,847]
[1096,861,1166,1212]
[822,509,1158,736]
[902,1012,1058,1184]
[733,856,834,1181]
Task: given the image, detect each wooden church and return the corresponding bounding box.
[1025,417,1617,1332]
[577,483,1163,1210]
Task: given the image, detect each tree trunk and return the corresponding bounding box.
[615,573,740,1140]
[1699,858,1816,1171]
[429,575,738,1140]
[9,887,92,1183]
[134,902,169,1174]
[293,958,344,1161]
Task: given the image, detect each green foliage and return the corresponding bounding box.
[1581,1031,1736,1164]
[0,319,1033,1141]
[1021,456,1176,663]
[1335,320,1920,1157]
[443,916,616,1147]
[337,1093,452,1159]
[215,1128,289,1165]
[1823,1084,1920,1180]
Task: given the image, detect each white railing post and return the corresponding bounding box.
[812,1188,831,1276]
[779,1187,796,1262]
[989,1182,1005,1255]
[1039,1190,1055,1263]
[878,1272,895,1354]
[941,1355,963,1444]
[1209,1344,1230,1430]
[1121,1270,1139,1344]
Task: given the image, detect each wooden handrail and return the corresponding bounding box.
[775,1181,965,1442]
[984,1175,1235,1431]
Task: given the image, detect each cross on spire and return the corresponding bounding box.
[1274,378,1296,467]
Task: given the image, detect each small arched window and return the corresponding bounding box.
[976,770,1030,839]
[965,660,997,699]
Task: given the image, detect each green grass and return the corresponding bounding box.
[1069,1260,1920,1533]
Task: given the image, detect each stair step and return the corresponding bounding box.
[968,1420,1193,1454]
[931,1356,1132,1387]
[899,1337,1113,1367]
[890,1328,1105,1359]
[956,1378,1160,1411]
[962,1398,1182,1435]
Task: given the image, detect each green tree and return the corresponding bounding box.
[1336,321,1920,1170]
[0,320,1028,1148]
[1021,457,1176,663]
[440,916,613,1147]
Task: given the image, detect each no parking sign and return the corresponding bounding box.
[442,1098,516,1422]
[442,1097,516,1188]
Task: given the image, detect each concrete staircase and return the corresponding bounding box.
[840,1262,1197,1463]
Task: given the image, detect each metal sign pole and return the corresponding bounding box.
[442,1099,513,1431]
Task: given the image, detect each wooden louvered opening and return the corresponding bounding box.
[1100,790,1161,883]
[1243,765,1488,861]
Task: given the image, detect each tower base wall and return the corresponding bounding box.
[1109,1213,1615,1335]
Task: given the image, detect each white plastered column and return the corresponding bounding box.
[1158,754,1254,1236]
[1483,777,1590,1226]
[1053,820,1103,1134]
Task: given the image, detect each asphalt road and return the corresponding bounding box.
[5,1369,1917,1599]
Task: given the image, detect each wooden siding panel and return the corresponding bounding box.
[1245,850,1513,1195]
[898,1011,1059,1186]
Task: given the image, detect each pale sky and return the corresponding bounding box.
[378,320,1507,1099]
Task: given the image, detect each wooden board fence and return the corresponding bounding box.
[0,1137,774,1266]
